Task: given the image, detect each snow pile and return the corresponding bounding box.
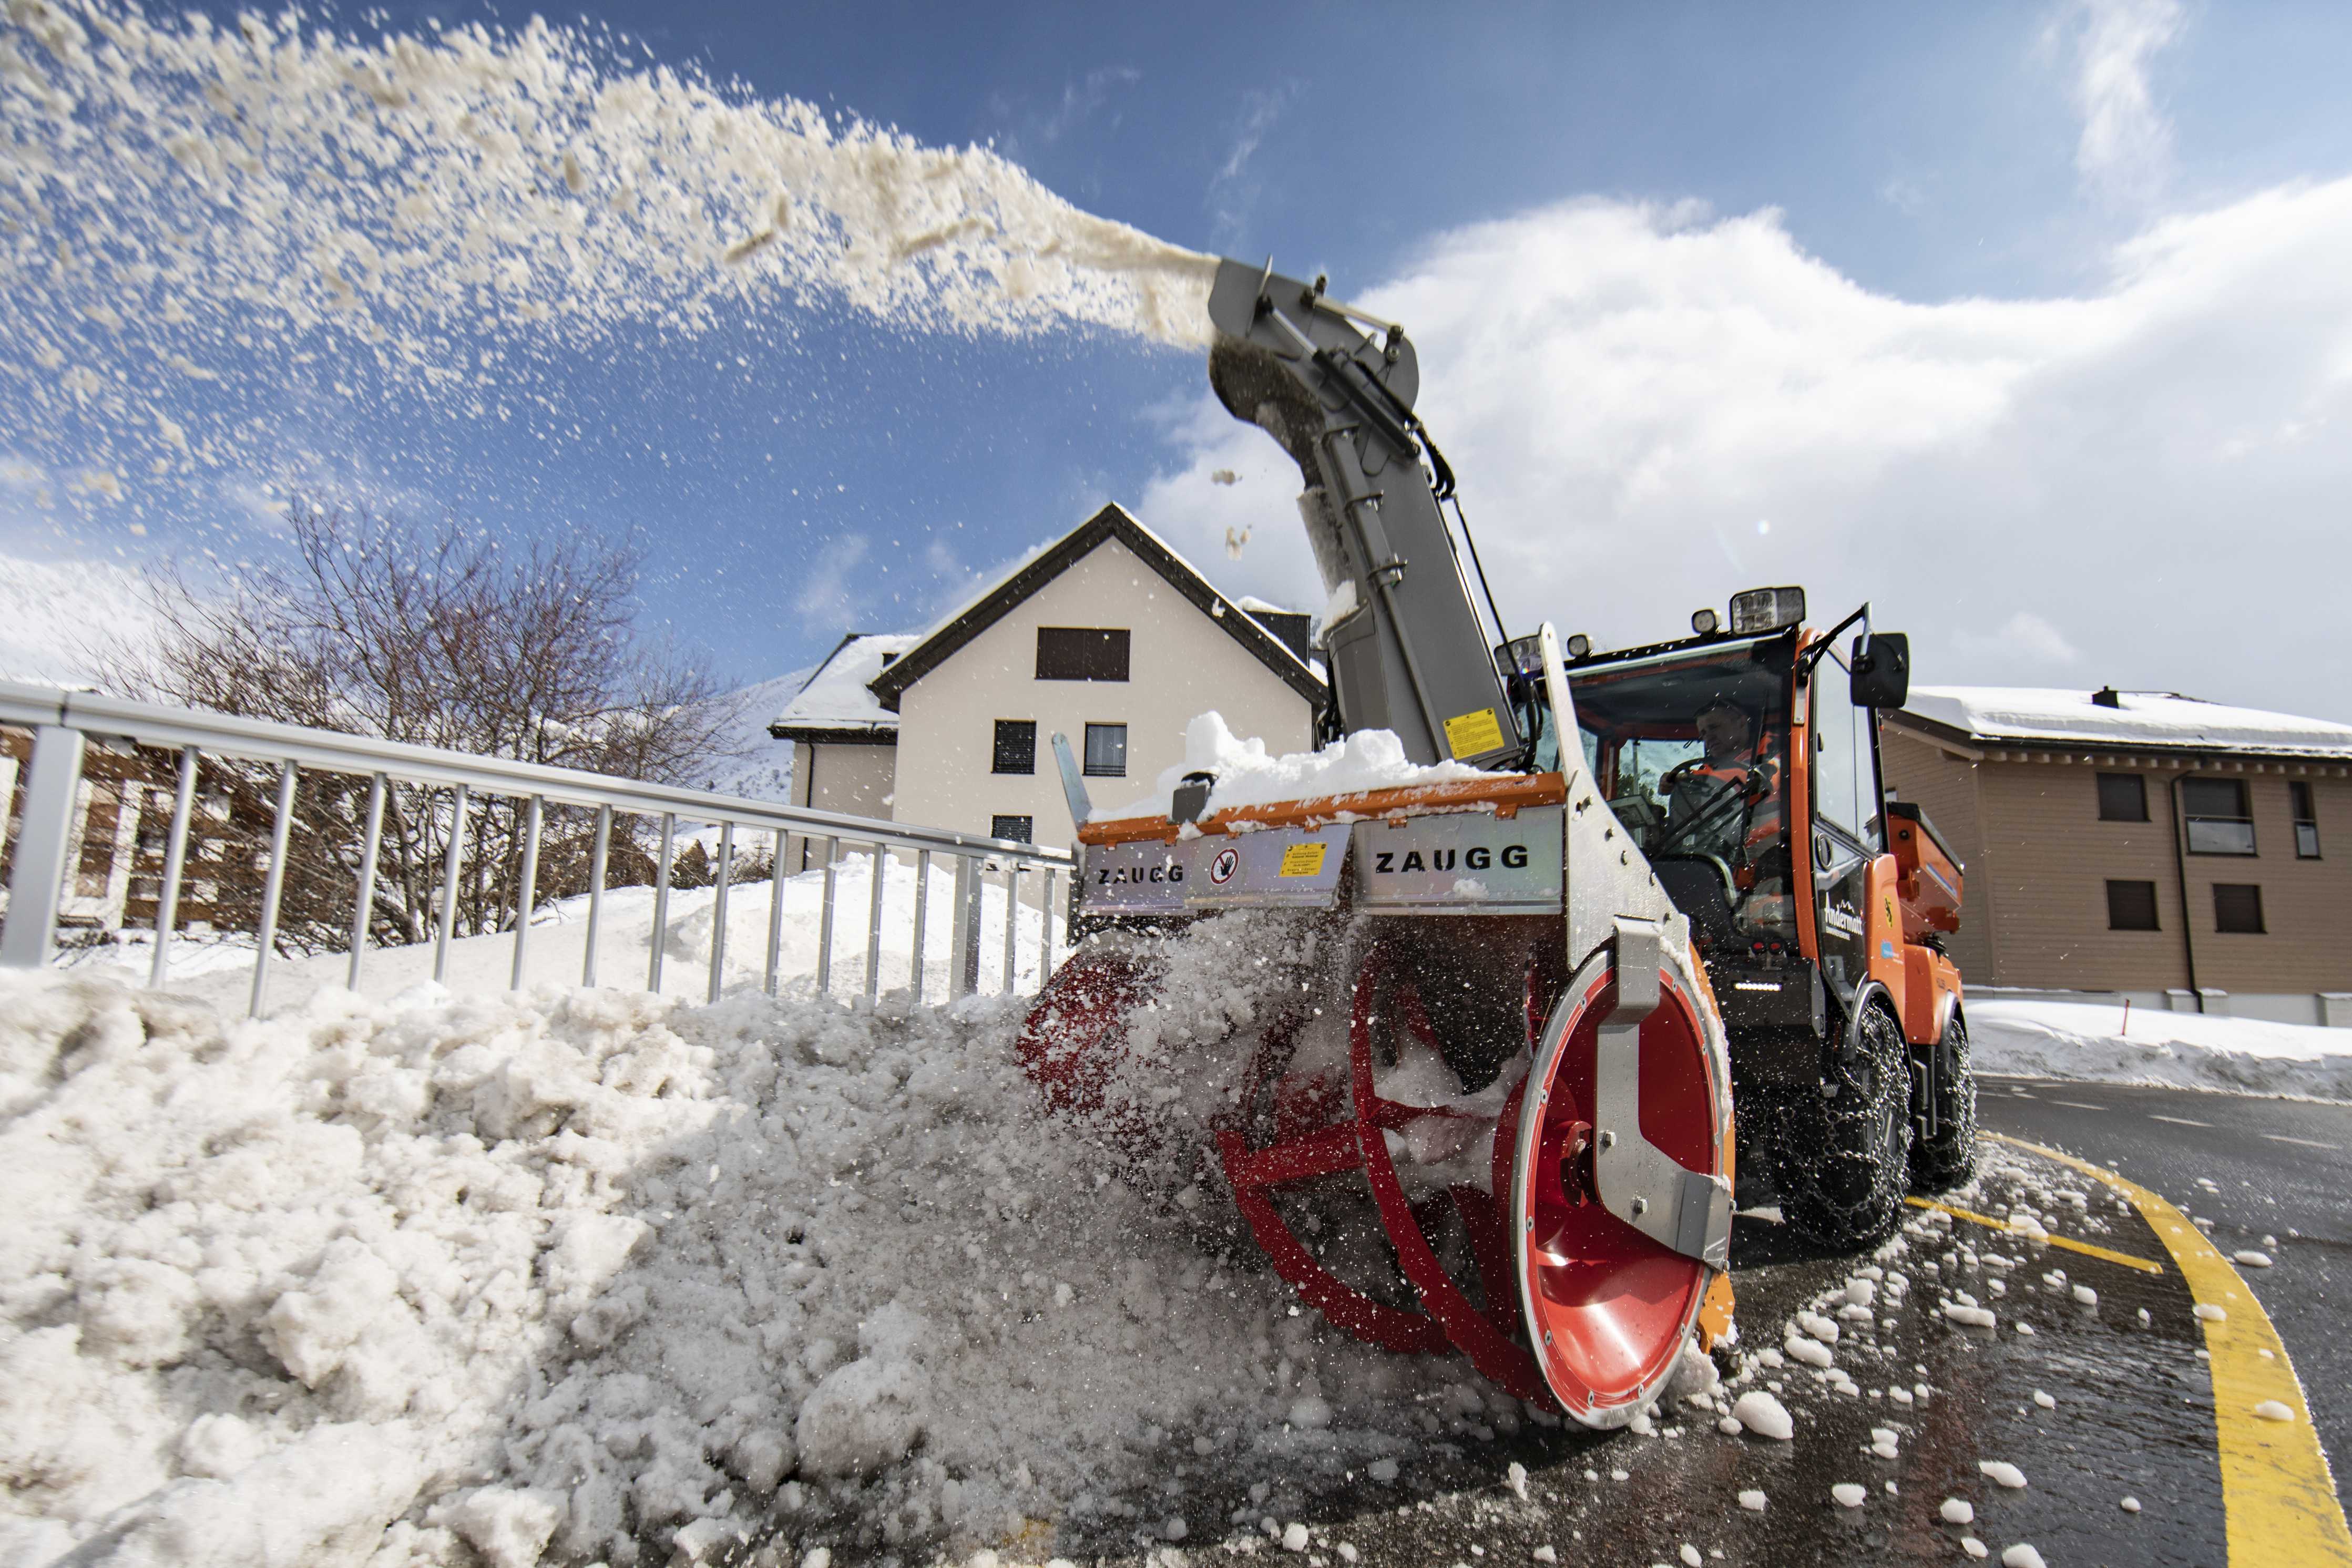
[1104,713,1484,822]
[3,1,1214,510]
[1970,1000,2352,1101]
[0,928,1497,1566]
[1907,688,2352,759]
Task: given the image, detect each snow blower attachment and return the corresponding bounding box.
[1017,260,1739,1425]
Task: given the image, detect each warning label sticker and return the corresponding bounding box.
[1277,842,1328,878]
[1443,706,1506,759]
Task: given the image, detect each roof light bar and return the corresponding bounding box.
[1729,586,1806,636]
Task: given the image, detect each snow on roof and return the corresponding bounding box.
[769,633,919,735]
[1903,686,2352,759]
[1233,594,1300,616]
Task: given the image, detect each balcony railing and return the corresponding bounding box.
[0,681,1073,1016]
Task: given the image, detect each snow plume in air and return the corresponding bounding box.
[0,1,1215,510]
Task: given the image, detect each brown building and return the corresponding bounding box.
[1880,686,2352,1027]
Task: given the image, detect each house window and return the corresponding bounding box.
[2213,883,2265,934]
[2096,772,2148,822]
[990,814,1034,844]
[1036,627,1131,682]
[2292,781,2320,859]
[1083,722,1128,777]
[992,720,1036,775]
[2106,880,2161,931]
[2181,777,2255,855]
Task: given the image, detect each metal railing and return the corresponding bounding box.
[0,680,1073,1014]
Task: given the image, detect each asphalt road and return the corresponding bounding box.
[1000,1085,2349,1568]
[1978,1073,2352,1490]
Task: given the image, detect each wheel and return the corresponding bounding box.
[1909,1013,1979,1193]
[1772,1000,1912,1248]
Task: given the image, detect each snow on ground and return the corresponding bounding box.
[1970,999,2352,1102]
[2,912,1523,1568]
[58,856,1055,1020]
[1101,713,1481,822]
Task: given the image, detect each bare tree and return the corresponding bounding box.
[100,501,743,954]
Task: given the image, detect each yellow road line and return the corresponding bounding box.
[1990,1132,2352,1565]
[1904,1194,2165,1275]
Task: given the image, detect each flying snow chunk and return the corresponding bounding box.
[2073,1285,2099,1305]
[1732,1391,1794,1440]
[2253,1400,2296,1422]
[1940,1498,1975,1524]
[1979,1461,2028,1490]
[2194,1303,2227,1323]
[1785,1336,1835,1368]
[2120,1497,2142,1513]
[1961,1541,1988,1561]
[1738,1490,1767,1512]
[2235,1250,2274,1267]
[1796,1310,1840,1343]
[2032,1391,2056,1410]
[1282,1522,1310,1552]
[1679,1547,1701,1567]
[1831,1483,1866,1508]
[2001,1547,2047,1568]
[1368,1459,1400,1483]
[1506,1461,1529,1501]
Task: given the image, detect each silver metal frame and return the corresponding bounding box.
[0,680,1071,1012]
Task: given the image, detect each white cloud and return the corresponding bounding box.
[1137,179,2352,722]
[0,544,162,685]
[2064,0,2184,203]
[792,534,871,620]
[1957,610,2081,671]
[1206,86,1292,249]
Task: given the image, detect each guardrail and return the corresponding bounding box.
[0,680,1074,1014]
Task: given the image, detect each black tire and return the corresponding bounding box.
[1909,1013,1979,1193]
[1773,1001,1913,1248]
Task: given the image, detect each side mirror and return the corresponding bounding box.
[1850,632,1910,709]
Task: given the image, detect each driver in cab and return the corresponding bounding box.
[1662,696,1775,862]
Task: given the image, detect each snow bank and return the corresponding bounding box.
[1102,713,1483,822]
[0,917,1496,1565]
[1970,1000,2352,1102]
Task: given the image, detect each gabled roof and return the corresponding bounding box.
[1890,686,2352,762]
[866,503,1325,712]
[769,632,920,743]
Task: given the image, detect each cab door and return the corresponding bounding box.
[1805,641,1884,1006]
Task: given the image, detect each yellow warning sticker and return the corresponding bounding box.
[1278,842,1328,878]
[1444,706,1506,759]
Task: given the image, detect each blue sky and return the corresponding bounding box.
[7,0,2352,720]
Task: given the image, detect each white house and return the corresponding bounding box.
[770,504,1323,853]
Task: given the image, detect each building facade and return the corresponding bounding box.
[771,504,1323,854]
[1880,686,2352,1026]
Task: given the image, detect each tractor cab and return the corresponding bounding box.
[1546,587,1922,1033]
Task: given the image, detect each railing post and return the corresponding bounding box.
[148,744,200,988]
[1002,862,1020,994]
[434,783,467,984]
[708,821,735,1004]
[648,811,676,992]
[864,841,886,1003]
[950,854,982,999]
[815,835,839,995]
[248,760,299,1018]
[764,826,787,996]
[581,804,611,988]
[509,794,543,991]
[909,849,930,1005]
[1040,867,1057,981]
[0,725,88,971]
[346,771,387,992]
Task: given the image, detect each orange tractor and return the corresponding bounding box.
[1017,260,1973,1426]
